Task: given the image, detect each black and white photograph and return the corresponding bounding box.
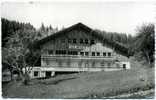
[1,1,155,99]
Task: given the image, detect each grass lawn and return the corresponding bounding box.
[2,58,155,99]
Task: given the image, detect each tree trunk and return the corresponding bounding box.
[18,70,24,80]
[23,71,30,85]
[8,69,13,81]
[144,50,151,65]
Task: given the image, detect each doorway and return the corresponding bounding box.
[123,64,126,69]
[46,71,52,77]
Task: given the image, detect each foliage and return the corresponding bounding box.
[37,23,59,39]
[94,29,134,48]
[132,23,154,65]
[1,18,35,47]
[2,29,40,84]
[1,18,59,84]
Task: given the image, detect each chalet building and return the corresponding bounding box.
[28,23,130,78]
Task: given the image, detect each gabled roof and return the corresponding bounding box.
[34,23,130,57]
[35,23,93,46]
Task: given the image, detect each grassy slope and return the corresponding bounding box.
[2,58,154,99]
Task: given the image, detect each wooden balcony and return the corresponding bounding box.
[30,66,123,72]
[41,55,116,60]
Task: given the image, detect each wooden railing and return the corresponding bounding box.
[41,55,115,59]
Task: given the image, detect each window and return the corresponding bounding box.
[48,50,53,55]
[91,40,95,44]
[85,52,89,56]
[103,52,106,56]
[80,39,83,44]
[123,64,126,69]
[68,51,78,55]
[55,50,67,55]
[62,50,66,54]
[108,52,111,57]
[73,39,77,43]
[68,39,71,43]
[68,51,72,55]
[73,51,78,55]
[34,71,38,77]
[97,52,100,56]
[92,52,95,56]
[45,71,51,77]
[85,39,88,44]
[55,50,59,55]
[80,52,84,56]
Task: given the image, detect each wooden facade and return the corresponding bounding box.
[29,23,130,78]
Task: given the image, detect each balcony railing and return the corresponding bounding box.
[41,54,115,60]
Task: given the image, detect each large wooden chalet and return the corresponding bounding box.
[29,23,130,78]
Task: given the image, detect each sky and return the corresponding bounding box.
[1,1,155,35]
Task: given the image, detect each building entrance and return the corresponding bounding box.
[46,71,52,77]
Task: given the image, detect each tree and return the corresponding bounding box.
[2,18,35,47]
[2,29,40,85]
[40,23,46,32]
[133,23,154,66]
[49,25,53,30]
[37,24,59,38]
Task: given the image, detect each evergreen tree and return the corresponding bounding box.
[2,18,35,47]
